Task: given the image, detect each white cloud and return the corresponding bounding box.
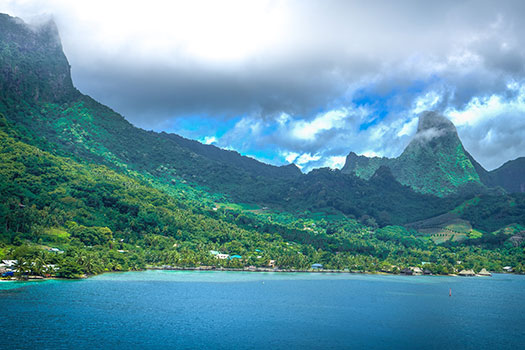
[2,1,525,172]
[202,136,217,145]
[445,83,525,169]
[447,85,525,127]
[324,156,347,169]
[412,91,441,115]
[281,151,299,163]
[290,108,349,140]
[362,150,381,158]
[397,117,418,137]
[295,153,321,167]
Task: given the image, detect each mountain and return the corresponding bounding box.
[342,111,484,196]
[342,111,525,196]
[0,13,301,203]
[0,14,79,103]
[0,13,524,277]
[489,158,525,193]
[477,157,525,194]
[0,13,464,226]
[1,13,521,227]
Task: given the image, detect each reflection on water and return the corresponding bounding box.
[1,271,523,350]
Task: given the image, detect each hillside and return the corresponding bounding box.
[0,14,301,199]
[342,111,484,196]
[0,13,470,226]
[0,13,524,277]
[5,113,520,275]
[486,158,525,193]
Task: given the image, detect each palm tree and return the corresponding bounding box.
[14,258,29,280]
[30,257,45,276]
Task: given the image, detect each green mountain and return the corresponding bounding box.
[473,156,525,194]
[489,158,525,193]
[0,13,465,227]
[0,14,301,200]
[342,111,485,196]
[342,111,525,196]
[0,13,524,277]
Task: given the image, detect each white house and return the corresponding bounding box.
[1,260,17,267]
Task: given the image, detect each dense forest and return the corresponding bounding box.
[1,114,523,278]
[0,13,524,279]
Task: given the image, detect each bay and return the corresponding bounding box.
[1,271,524,349]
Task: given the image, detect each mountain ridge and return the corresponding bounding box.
[0,13,523,230]
[0,13,524,278]
[341,111,525,196]
[342,111,485,196]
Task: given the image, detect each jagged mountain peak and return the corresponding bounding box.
[410,111,458,147]
[416,111,456,134]
[342,111,483,196]
[0,13,78,104]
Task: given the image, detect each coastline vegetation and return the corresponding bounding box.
[0,13,524,280]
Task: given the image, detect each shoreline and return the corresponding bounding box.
[145,266,495,277]
[2,266,519,282]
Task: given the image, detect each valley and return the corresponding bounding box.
[0,13,524,280]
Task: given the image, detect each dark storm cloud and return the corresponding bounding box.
[2,0,525,170]
[48,0,525,125]
[72,57,352,126]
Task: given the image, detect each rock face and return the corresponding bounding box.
[0,13,79,104]
[415,111,456,135]
[393,111,482,196]
[342,111,483,196]
[342,111,525,196]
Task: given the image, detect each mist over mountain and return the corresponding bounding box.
[0,13,78,103]
[0,13,524,282]
[342,111,524,196]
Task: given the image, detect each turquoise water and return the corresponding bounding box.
[1,271,524,349]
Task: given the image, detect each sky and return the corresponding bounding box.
[1,0,525,171]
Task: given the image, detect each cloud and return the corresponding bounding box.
[325,156,347,169]
[413,128,446,143]
[201,136,217,145]
[290,109,349,140]
[446,84,525,169]
[1,0,525,171]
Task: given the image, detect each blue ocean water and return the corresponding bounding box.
[1,271,524,349]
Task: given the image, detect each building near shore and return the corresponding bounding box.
[458,269,476,276]
[400,268,413,275]
[477,268,491,276]
[210,251,230,259]
[1,260,17,268]
[411,267,423,275]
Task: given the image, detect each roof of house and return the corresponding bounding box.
[477,268,491,276]
[2,260,17,266]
